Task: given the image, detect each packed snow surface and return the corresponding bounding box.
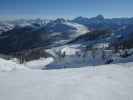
[0,61,133,100]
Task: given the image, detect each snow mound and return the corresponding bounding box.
[25,57,54,69]
[0,58,29,72]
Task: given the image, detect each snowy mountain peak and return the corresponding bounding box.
[73,16,89,22]
[94,14,104,20]
[54,18,66,23]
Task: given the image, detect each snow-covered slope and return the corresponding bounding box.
[0,19,90,53]
[64,22,89,37]
[25,57,54,70]
[0,58,28,72]
[45,18,89,38]
[0,19,49,34]
[0,23,14,34]
[0,62,133,100]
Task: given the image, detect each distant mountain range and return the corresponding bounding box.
[0,15,133,54]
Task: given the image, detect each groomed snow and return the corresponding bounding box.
[0,62,133,100]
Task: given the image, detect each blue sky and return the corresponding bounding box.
[0,0,133,20]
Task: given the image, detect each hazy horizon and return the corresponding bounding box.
[0,0,133,21]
